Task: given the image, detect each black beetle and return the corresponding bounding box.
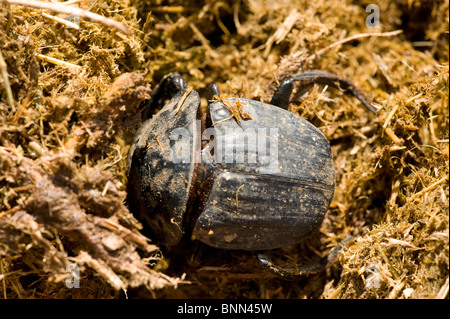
[127,71,375,278]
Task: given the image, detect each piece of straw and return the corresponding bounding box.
[307,30,403,62]
[2,0,130,35]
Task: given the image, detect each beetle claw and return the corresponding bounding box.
[256,236,353,279]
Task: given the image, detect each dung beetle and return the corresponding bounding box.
[127,70,376,278]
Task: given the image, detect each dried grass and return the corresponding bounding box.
[0,0,448,298]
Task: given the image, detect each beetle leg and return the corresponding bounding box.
[206,82,221,101]
[269,79,294,111]
[256,236,353,279]
[141,72,187,120]
[270,70,377,114]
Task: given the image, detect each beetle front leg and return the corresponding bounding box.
[141,72,187,120]
[270,70,377,114]
[206,82,221,101]
[256,236,353,279]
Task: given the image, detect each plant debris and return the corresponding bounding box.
[0,0,448,299]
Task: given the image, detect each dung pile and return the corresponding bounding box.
[0,0,448,299]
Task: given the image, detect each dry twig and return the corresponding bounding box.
[0,50,14,110]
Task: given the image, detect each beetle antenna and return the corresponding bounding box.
[270,70,377,114]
